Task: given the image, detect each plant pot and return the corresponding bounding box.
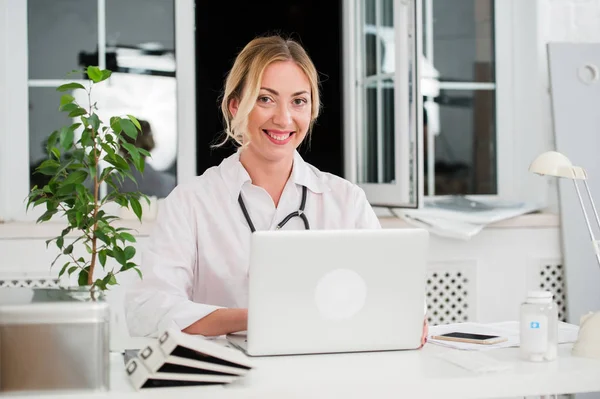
[60,285,106,302]
[0,287,110,394]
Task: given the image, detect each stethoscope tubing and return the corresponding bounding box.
[238,185,310,233]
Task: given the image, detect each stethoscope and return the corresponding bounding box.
[238,185,310,232]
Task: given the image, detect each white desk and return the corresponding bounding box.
[4,343,600,399]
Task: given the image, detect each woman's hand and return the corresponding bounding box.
[420,318,429,348]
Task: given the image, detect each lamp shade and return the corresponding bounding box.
[529,151,587,180]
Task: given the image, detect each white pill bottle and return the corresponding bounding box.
[520,290,558,362]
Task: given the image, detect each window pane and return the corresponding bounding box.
[382,0,393,27]
[99,0,177,199]
[361,81,396,184]
[431,0,495,83]
[428,89,496,195]
[364,0,395,77]
[28,0,98,80]
[28,88,73,190]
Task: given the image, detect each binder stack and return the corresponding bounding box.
[125,328,254,390]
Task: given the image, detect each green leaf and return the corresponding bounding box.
[59,126,75,149]
[98,250,107,267]
[104,153,129,170]
[37,209,57,223]
[96,230,111,245]
[32,196,47,207]
[137,156,145,174]
[50,252,62,267]
[59,102,78,113]
[124,246,136,261]
[55,184,75,197]
[119,232,136,243]
[100,143,115,157]
[133,267,143,280]
[127,115,141,131]
[63,170,88,185]
[114,195,128,208]
[36,159,60,174]
[129,197,142,221]
[68,107,87,118]
[113,247,126,266]
[60,94,75,106]
[59,262,70,278]
[78,268,89,286]
[120,262,135,271]
[56,236,64,249]
[57,82,85,92]
[63,244,73,255]
[87,66,102,82]
[68,266,78,276]
[50,147,61,160]
[80,128,94,147]
[108,273,117,285]
[110,117,122,134]
[100,70,112,82]
[122,142,141,169]
[46,130,60,153]
[120,119,138,140]
[138,148,152,158]
[89,113,100,132]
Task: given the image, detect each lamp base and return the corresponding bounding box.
[572,311,600,360]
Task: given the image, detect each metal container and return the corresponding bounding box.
[0,287,110,393]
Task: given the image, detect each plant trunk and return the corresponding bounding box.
[89,148,99,286]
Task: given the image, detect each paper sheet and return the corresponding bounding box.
[428,321,579,351]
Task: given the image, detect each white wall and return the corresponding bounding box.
[536,0,600,212]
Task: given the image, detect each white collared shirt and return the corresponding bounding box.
[125,150,381,337]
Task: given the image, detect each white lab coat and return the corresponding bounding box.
[125,150,381,337]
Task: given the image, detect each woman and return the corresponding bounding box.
[125,35,427,344]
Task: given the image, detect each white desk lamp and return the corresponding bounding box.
[529,151,600,359]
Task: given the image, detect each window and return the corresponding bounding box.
[0,0,195,222]
[422,0,496,196]
[343,0,528,207]
[344,0,422,208]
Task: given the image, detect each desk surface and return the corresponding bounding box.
[4,342,600,399]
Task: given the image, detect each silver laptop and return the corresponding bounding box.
[226,228,429,356]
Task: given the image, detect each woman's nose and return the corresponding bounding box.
[272,104,292,126]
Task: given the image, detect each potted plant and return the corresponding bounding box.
[26,66,148,299]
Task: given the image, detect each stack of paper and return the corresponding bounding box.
[428,321,579,351]
[388,196,543,241]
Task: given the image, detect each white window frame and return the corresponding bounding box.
[0,0,196,223]
[343,0,547,207]
[343,0,424,208]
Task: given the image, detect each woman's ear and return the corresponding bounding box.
[228,98,239,118]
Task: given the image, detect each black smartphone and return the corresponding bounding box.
[431,331,508,345]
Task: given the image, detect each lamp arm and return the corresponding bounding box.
[582,180,600,230]
[573,180,600,269]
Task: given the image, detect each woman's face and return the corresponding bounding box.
[231,60,312,164]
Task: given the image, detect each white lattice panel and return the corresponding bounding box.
[0,277,60,288]
[426,262,477,326]
[539,263,568,322]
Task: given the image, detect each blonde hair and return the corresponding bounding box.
[217,35,321,147]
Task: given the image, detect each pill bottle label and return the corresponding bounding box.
[521,314,548,353]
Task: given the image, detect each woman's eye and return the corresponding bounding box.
[258,96,272,104]
[293,98,308,106]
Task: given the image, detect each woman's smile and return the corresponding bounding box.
[263,129,295,145]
